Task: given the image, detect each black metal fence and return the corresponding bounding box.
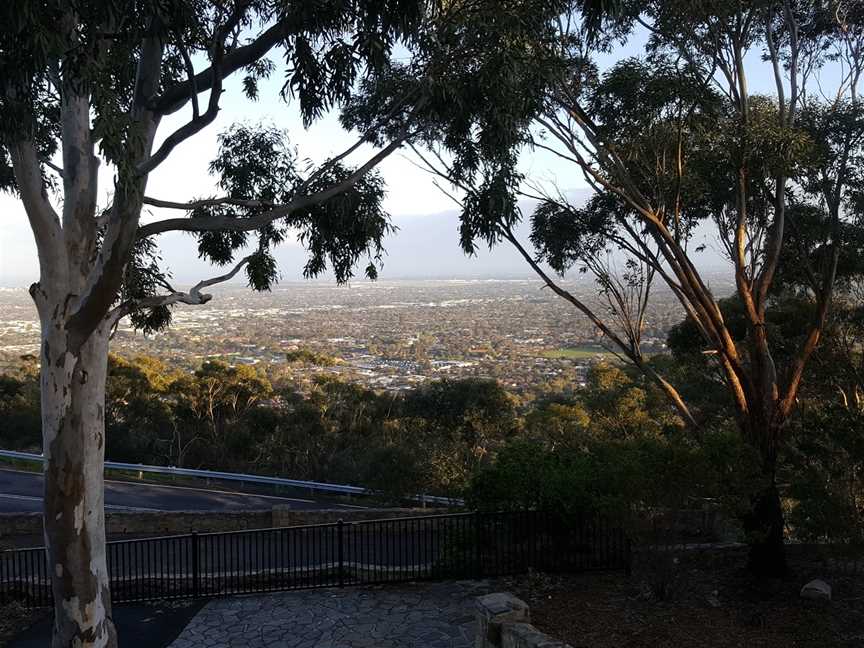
[1,510,630,608]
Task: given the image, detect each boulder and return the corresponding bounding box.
[800,579,832,602]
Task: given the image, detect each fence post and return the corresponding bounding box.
[474,511,483,579]
[337,519,345,588]
[192,532,200,599]
[624,533,632,577]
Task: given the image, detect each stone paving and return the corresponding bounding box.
[168,580,493,648]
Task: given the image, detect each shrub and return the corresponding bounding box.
[468,434,716,520]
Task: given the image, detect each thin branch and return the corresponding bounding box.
[138,130,411,239]
[41,157,65,178]
[137,41,224,175]
[765,8,786,123]
[175,37,200,119]
[143,196,277,210]
[151,20,288,116]
[297,87,422,194]
[110,255,253,324]
[502,226,700,431]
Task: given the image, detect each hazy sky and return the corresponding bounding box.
[0,25,810,288]
[0,67,577,286]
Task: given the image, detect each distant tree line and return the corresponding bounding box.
[2,314,861,549]
[0,355,519,499]
[284,349,338,366]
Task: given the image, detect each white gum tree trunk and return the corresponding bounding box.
[38,297,116,648]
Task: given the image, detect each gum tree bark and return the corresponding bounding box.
[40,317,114,647]
[10,67,129,639]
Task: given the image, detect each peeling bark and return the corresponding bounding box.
[40,309,116,648]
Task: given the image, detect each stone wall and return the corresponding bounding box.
[270,506,446,528]
[0,512,43,539]
[0,509,273,540]
[108,509,273,536]
[0,507,448,545]
[475,592,572,648]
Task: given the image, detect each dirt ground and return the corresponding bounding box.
[0,604,42,648]
[506,547,864,648]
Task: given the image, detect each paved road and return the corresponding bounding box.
[0,469,354,513]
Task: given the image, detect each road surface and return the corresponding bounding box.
[0,468,355,513]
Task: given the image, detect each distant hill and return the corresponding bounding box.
[149,207,548,284]
[2,194,728,287]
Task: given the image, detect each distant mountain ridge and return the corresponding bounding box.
[1,202,727,287]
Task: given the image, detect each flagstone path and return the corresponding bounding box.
[168,580,492,648]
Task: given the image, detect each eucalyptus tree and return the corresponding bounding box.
[530,1,864,577]
[0,0,539,644]
[348,1,864,575]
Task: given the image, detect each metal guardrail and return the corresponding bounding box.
[0,449,462,507]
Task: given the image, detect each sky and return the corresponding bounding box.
[0,23,816,288]
[0,67,568,286]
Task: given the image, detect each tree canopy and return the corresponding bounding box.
[347,0,864,576]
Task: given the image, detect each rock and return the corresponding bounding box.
[635,582,653,601]
[800,579,832,602]
[475,593,530,648]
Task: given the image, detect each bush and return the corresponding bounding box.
[285,349,337,366]
[360,444,429,503]
[785,404,864,546]
[468,434,716,520]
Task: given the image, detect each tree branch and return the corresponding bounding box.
[150,20,288,116]
[9,139,65,283]
[137,132,410,239]
[137,12,230,175]
[65,24,165,350]
[109,255,253,324]
[41,157,65,178]
[502,226,701,432]
[175,37,200,119]
[143,196,276,210]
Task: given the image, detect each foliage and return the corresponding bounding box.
[342,0,574,254]
[0,356,519,498]
[470,363,709,515]
[284,348,337,366]
[347,0,864,574]
[785,397,864,546]
[0,358,40,451]
[468,434,714,518]
[2,342,863,549]
[105,354,179,462]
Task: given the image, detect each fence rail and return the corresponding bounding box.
[0,449,462,506]
[1,511,630,608]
